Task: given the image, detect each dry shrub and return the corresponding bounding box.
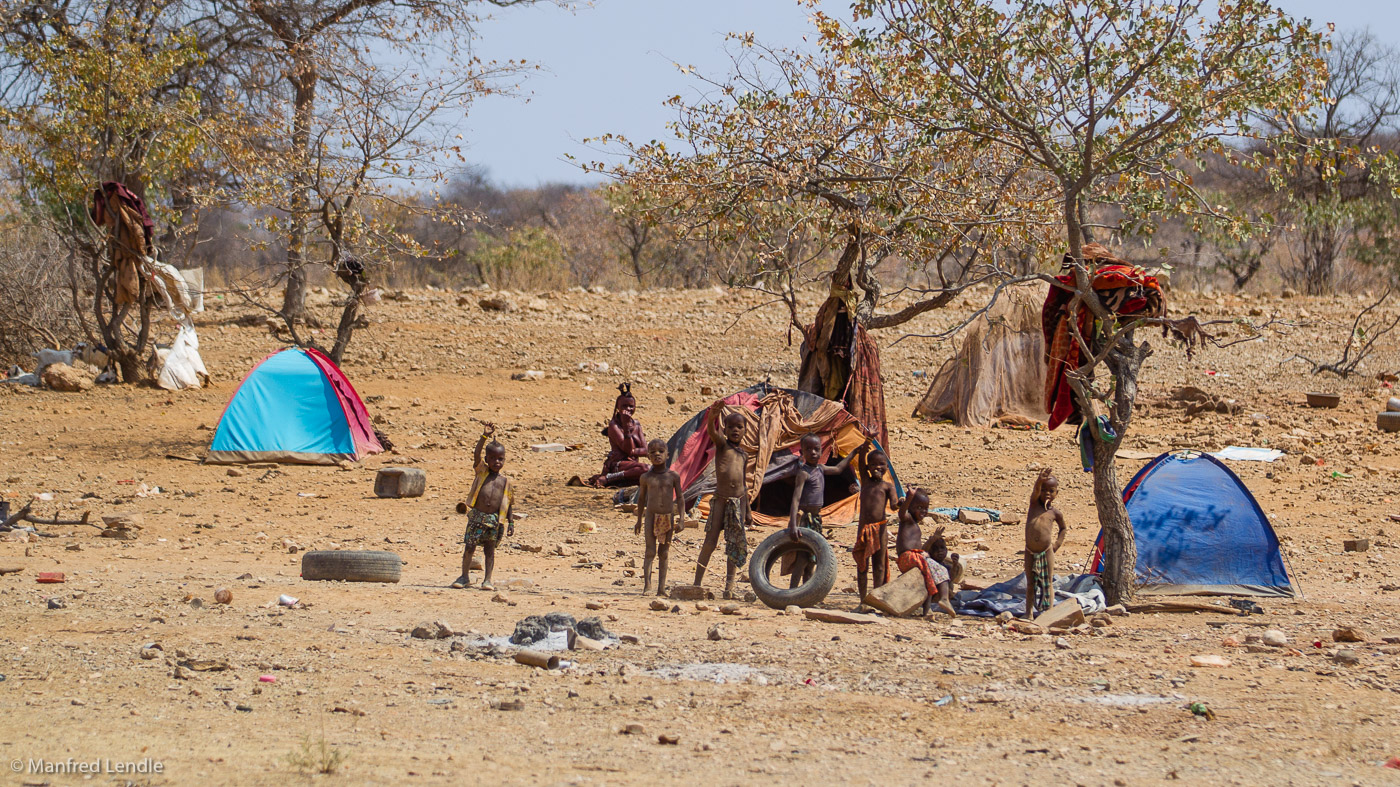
[0,225,84,367]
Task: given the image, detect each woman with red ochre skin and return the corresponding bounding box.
[588,383,648,488]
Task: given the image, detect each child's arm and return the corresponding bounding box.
[824,438,873,475]
[670,472,684,522]
[1029,468,1050,509]
[706,401,726,446]
[787,466,807,540]
[505,487,515,536]
[473,422,495,468]
[635,477,649,535]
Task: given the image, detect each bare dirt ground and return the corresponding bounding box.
[2,285,1399,786]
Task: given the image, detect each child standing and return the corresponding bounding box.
[635,438,683,596]
[853,448,897,602]
[1023,468,1066,618]
[693,403,750,599]
[452,423,514,590]
[784,433,868,588]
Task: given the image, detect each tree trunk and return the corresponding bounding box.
[1064,193,1084,261]
[283,53,317,329]
[328,281,364,366]
[1300,224,1338,295]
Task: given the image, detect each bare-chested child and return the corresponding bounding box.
[635,438,683,596]
[894,489,956,617]
[451,423,514,590]
[1023,468,1066,618]
[784,433,869,588]
[853,448,897,602]
[693,404,750,599]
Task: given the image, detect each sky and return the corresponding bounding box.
[464,0,1400,188]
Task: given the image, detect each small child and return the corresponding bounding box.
[635,438,683,596]
[853,448,897,602]
[894,489,956,617]
[1024,468,1066,618]
[694,403,750,599]
[452,423,514,590]
[784,432,868,588]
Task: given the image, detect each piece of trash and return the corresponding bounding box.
[277,594,298,607]
[530,443,570,452]
[1384,756,1400,770]
[1227,599,1263,615]
[37,572,65,584]
[932,694,954,707]
[1330,471,1353,480]
[258,675,276,683]
[1212,446,1283,462]
[1189,654,1231,668]
[1188,702,1215,720]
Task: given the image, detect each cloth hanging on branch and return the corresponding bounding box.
[1042,244,1163,431]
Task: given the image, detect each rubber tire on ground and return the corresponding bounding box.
[301,550,402,583]
[1379,412,1400,433]
[748,528,838,609]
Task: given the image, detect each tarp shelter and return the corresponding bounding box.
[207,347,382,464]
[1088,451,1295,597]
[634,384,902,527]
[914,284,1047,426]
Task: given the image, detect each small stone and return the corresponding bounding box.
[1189,654,1232,668]
[667,584,711,601]
[214,588,233,605]
[1105,604,1128,617]
[957,509,992,525]
[1010,621,1043,635]
[1342,539,1369,553]
[1332,649,1360,666]
[1089,614,1112,628]
[1332,626,1366,643]
[994,611,1013,624]
[650,599,669,612]
[719,604,742,616]
[1221,636,1242,647]
[46,597,66,610]
[139,648,160,660]
[657,734,680,745]
[71,698,85,706]
[1300,454,1318,466]
[1262,629,1288,647]
[586,600,606,610]
[784,605,803,616]
[411,621,453,640]
[491,593,511,604]
[1054,637,1072,650]
[621,723,645,735]
[707,623,735,641]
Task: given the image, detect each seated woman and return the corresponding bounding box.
[587,383,649,488]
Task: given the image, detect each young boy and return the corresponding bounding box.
[635,438,683,596]
[784,433,870,588]
[894,489,956,617]
[1024,468,1067,618]
[853,448,897,602]
[693,403,750,599]
[452,423,514,590]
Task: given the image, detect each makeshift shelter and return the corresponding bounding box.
[637,384,902,527]
[914,285,1047,426]
[797,277,888,450]
[207,347,382,464]
[1088,451,1295,597]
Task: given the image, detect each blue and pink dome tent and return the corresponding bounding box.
[207,347,383,465]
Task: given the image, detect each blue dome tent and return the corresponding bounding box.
[1089,451,1295,597]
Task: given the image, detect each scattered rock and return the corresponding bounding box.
[46,596,65,610]
[1342,539,1369,553]
[479,297,514,312]
[574,617,612,640]
[802,609,884,625]
[649,599,669,612]
[226,468,245,478]
[511,370,545,382]
[1262,629,1288,647]
[1033,600,1086,630]
[214,588,233,605]
[784,605,803,616]
[1105,604,1128,617]
[412,621,454,640]
[667,584,712,601]
[374,467,427,498]
[1189,654,1232,668]
[1332,626,1367,643]
[509,617,550,645]
[491,593,512,604]
[621,723,645,735]
[1054,636,1072,650]
[585,600,606,610]
[957,509,992,525]
[719,603,742,616]
[707,623,735,641]
[1010,621,1044,635]
[657,734,680,745]
[41,363,94,392]
[1332,649,1360,666]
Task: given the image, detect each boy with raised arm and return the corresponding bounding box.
[635,438,683,596]
[1024,468,1067,618]
[693,402,750,599]
[894,489,956,617]
[451,423,514,590]
[785,432,870,588]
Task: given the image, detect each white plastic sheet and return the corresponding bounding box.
[154,326,209,391]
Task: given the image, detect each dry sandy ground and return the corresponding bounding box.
[2,285,1399,786]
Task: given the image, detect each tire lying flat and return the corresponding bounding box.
[748,528,837,609]
[301,550,402,583]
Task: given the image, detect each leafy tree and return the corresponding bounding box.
[852,0,1326,602]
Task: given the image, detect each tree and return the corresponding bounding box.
[216,0,559,361]
[1267,31,1400,294]
[852,0,1326,602]
[0,7,208,381]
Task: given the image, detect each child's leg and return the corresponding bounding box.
[857,565,869,601]
[454,546,474,588]
[936,580,955,617]
[873,542,888,588]
[723,561,737,600]
[642,518,657,595]
[656,543,669,596]
[480,542,496,589]
[1022,552,1036,618]
[693,516,721,586]
[788,551,808,590]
